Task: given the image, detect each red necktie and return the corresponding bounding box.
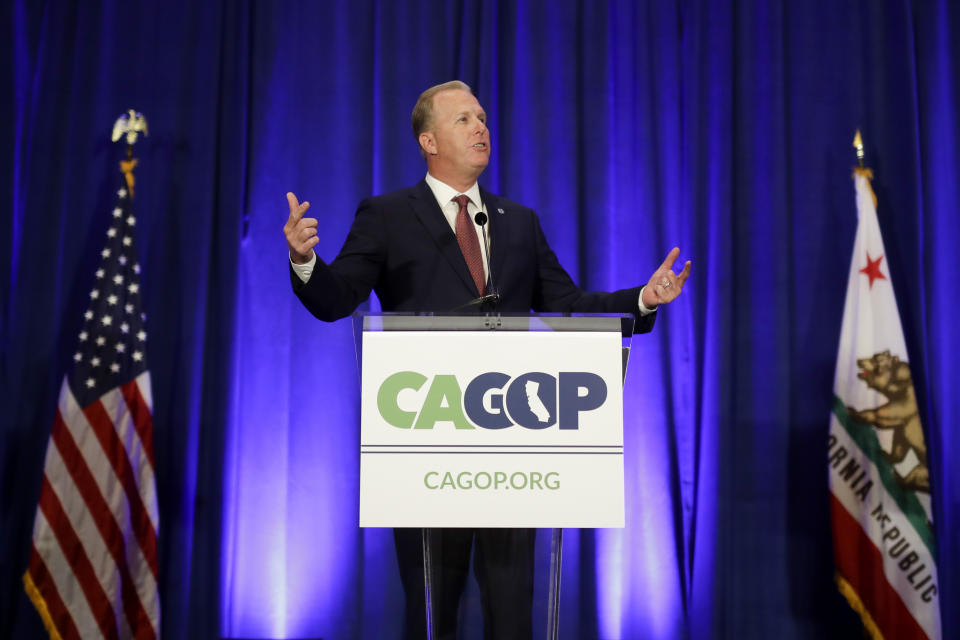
[454,194,486,296]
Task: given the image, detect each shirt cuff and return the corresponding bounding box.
[290,252,316,283]
[637,286,656,315]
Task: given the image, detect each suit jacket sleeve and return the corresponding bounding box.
[528,212,656,334]
[290,186,656,335]
[290,197,385,322]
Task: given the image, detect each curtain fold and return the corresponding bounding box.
[2,1,957,638]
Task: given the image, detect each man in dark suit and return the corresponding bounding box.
[283,81,690,639]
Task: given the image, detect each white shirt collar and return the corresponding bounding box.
[424,173,482,210]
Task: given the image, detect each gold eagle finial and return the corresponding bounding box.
[112,110,148,196]
[111,109,149,145]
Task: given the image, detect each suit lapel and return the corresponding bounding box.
[409,181,480,296]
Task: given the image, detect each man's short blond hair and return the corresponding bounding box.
[411,80,473,159]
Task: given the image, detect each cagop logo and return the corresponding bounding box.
[376,371,607,430]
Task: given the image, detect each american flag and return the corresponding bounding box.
[23,166,160,639]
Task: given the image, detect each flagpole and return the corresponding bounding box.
[851,130,876,206]
[853,129,865,168]
[831,129,943,639]
[25,109,161,640]
[112,109,149,196]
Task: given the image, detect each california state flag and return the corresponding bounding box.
[829,167,941,639]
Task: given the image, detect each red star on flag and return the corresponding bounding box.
[859,252,887,288]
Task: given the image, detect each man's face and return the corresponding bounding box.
[422,89,490,184]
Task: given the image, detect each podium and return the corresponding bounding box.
[353,313,633,639]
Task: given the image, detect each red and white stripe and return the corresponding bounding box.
[831,494,928,639]
[26,373,160,639]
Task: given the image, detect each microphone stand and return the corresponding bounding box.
[451,205,500,312]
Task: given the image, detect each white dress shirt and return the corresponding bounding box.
[422,172,491,283]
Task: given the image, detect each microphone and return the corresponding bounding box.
[450,206,500,312]
[473,209,497,297]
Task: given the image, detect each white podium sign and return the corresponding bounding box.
[359,329,626,527]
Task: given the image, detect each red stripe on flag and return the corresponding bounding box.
[83,399,159,578]
[28,546,83,640]
[121,380,155,469]
[38,475,120,640]
[52,410,157,639]
[830,494,928,639]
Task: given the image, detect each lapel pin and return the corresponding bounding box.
[497,207,505,215]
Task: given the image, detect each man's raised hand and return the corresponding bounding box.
[641,247,691,308]
[283,192,318,264]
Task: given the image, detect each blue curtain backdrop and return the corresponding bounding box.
[2,1,958,638]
